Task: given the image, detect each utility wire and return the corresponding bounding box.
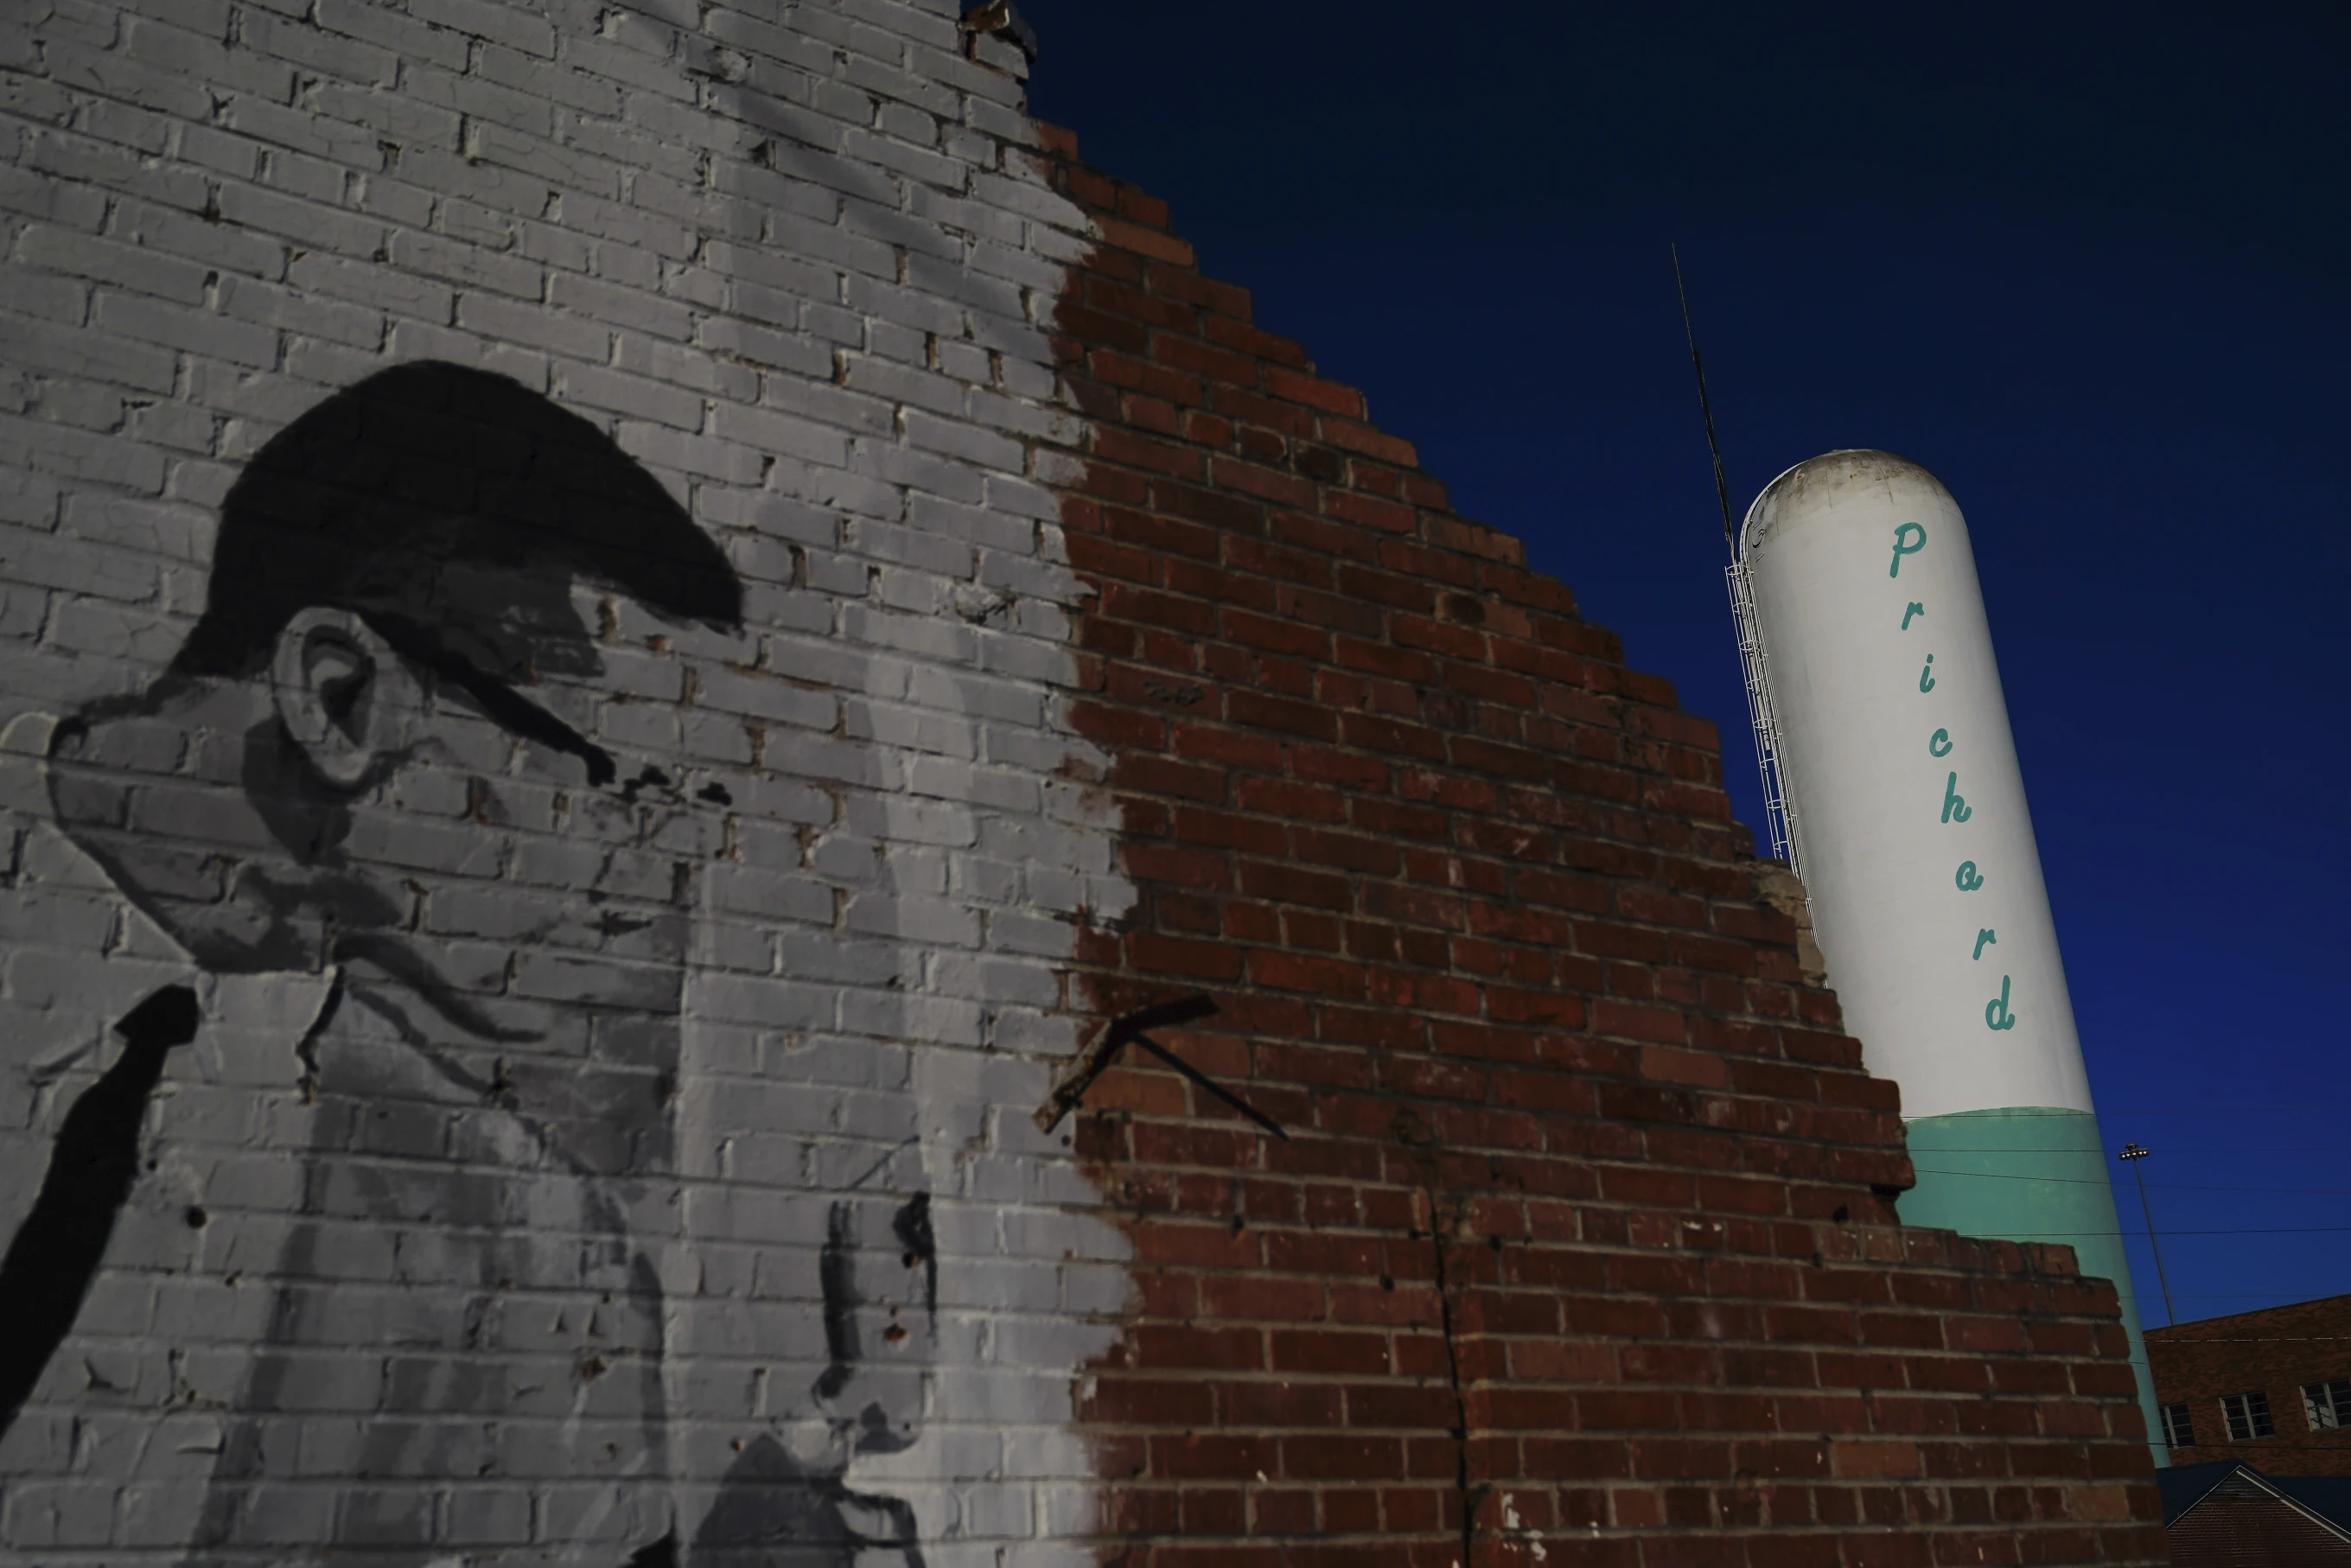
[1943,1226,2351,1238]
[2125,1297,2341,1307]
[2101,1106,2346,1116]
[2162,1447,2351,1454]
[1911,1168,2351,1196]
[1906,1146,2348,1155]
[2141,1336,2351,1343]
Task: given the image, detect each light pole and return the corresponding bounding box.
[2118,1143,2177,1327]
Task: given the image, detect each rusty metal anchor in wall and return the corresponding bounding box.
[1032,994,1287,1141]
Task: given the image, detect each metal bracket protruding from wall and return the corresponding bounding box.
[1033,994,1288,1141]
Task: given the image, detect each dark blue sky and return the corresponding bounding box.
[1023,0,2350,1322]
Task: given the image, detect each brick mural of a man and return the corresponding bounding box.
[1,362,929,1565]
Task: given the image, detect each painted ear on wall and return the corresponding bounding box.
[269,608,398,791]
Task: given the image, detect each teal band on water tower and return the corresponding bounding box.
[1900,1106,2163,1459]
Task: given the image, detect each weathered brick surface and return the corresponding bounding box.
[2150,1295,2351,1474]
[0,0,2175,1559]
[1040,135,2169,1565]
[0,2,1118,1561]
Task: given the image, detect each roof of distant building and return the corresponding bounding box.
[2161,1461,2351,1533]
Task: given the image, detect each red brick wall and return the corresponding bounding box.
[1035,128,2167,1565]
[2151,1296,2351,1475]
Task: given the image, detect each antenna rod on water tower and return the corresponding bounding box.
[1671,244,1736,558]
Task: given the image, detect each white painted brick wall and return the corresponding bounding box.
[0,0,1120,1560]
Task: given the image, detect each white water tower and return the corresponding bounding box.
[1729,450,2161,1453]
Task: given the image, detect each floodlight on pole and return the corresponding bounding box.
[2118,1143,2176,1328]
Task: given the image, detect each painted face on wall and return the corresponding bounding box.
[10,365,757,1555]
[61,583,708,978]
[45,362,747,1184]
[48,365,742,1015]
[1,0,1126,1545]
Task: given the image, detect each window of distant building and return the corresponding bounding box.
[2221,1391,2276,1442]
[2162,1402,2197,1448]
[2303,1379,2351,1431]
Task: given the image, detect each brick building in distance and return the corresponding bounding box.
[2152,1295,2351,1475]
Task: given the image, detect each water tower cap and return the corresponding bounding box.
[1739,449,1953,558]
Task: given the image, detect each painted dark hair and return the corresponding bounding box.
[173,360,742,678]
